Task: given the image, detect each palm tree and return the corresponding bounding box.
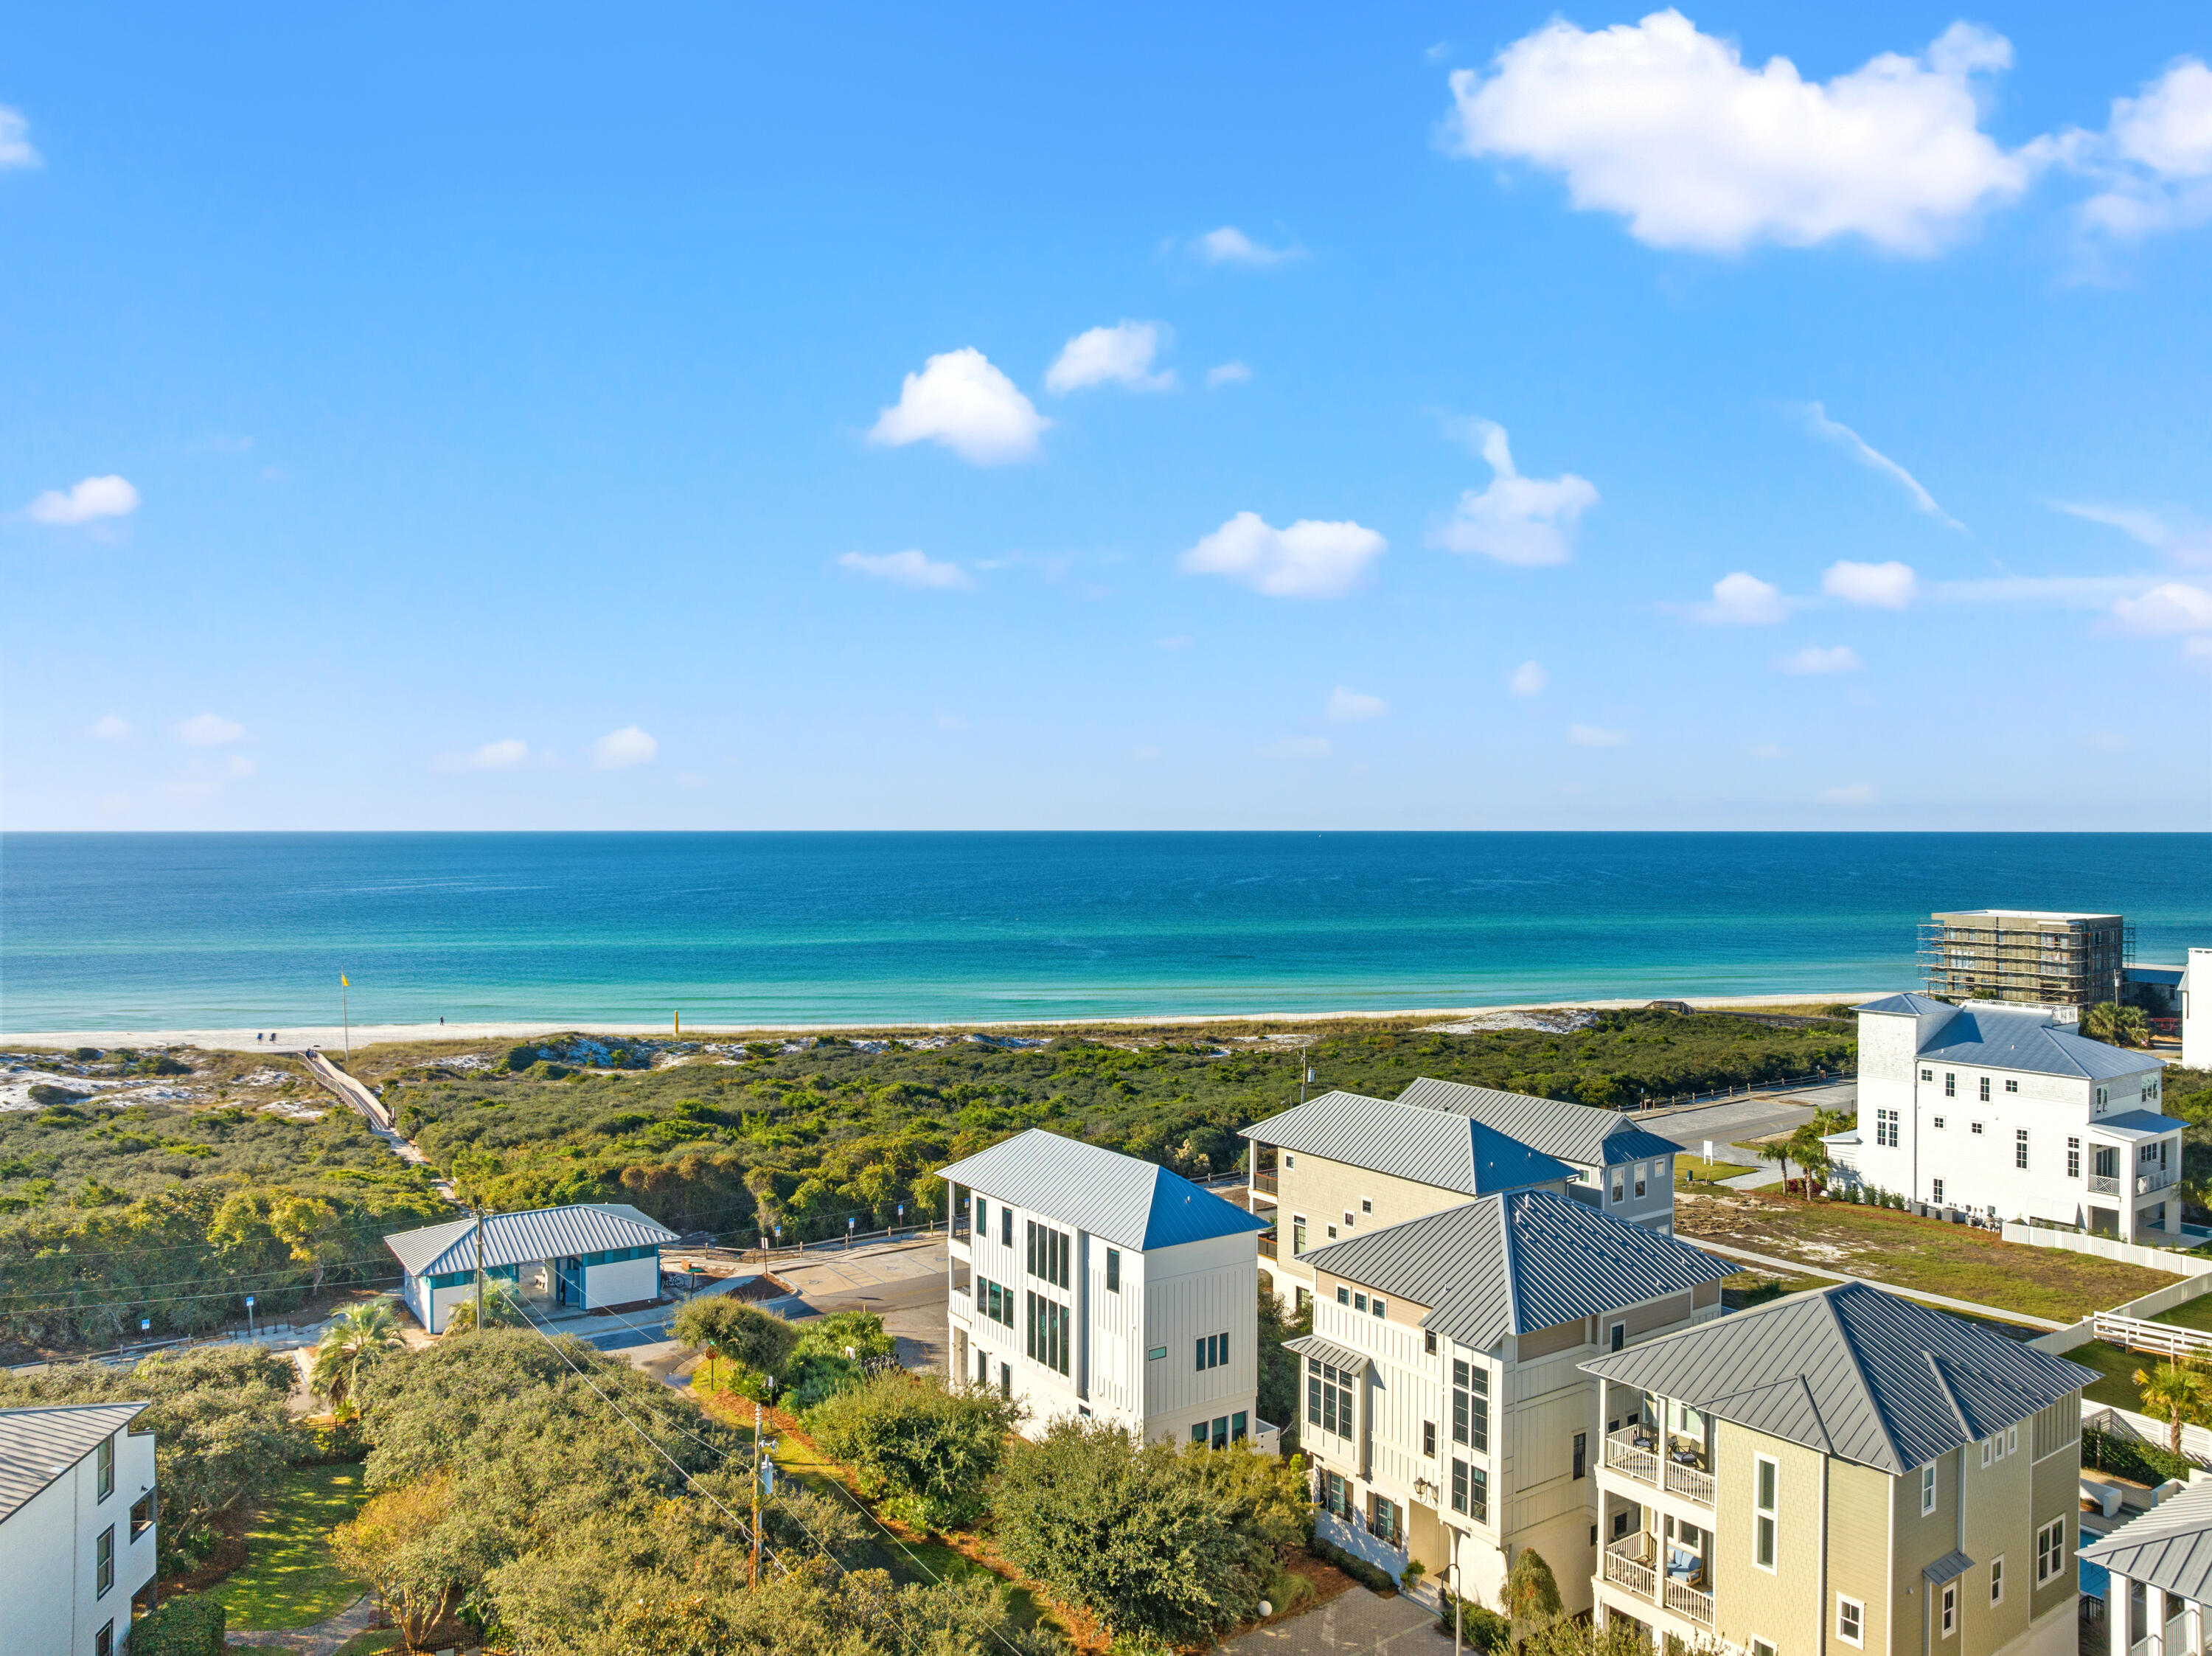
[310,1298,400,1411]
[2133,1358,2211,1454]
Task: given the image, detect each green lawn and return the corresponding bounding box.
[1676,1156,1757,1185]
[2070,1340,2157,1410]
[2152,1293,2212,1332]
[329,1635,403,1656]
[214,1462,370,1630]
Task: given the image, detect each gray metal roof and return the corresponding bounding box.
[2092,1109,2185,1139]
[1916,1007,2157,1082]
[383,1202,678,1277]
[1303,1189,1733,1350]
[937,1128,1269,1253]
[1857,992,1952,1017]
[1240,1090,1576,1196]
[1924,1550,1974,1584]
[0,1402,148,1525]
[1284,1333,1370,1372]
[1581,1281,2096,1475]
[1394,1076,1686,1168]
[2081,1478,2212,1601]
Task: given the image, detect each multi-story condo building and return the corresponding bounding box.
[1920,911,2133,1011]
[1242,1082,1686,1309]
[0,1402,159,1655]
[2187,949,2211,1070]
[1290,1189,1733,1614]
[1582,1281,2092,1656]
[1832,993,2179,1242]
[939,1128,1273,1448]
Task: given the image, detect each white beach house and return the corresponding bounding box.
[940,1127,1275,1448]
[383,1201,678,1332]
[1830,994,2180,1242]
[0,1402,159,1655]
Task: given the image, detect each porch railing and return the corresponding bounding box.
[2090,1173,2123,1197]
[1603,1539,1714,1626]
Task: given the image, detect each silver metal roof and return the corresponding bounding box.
[1394,1076,1688,1168]
[1857,992,1953,1017]
[2082,1478,2212,1601]
[2089,1109,2185,1140]
[0,1402,148,1525]
[383,1202,678,1277]
[1303,1189,1733,1350]
[1240,1090,1576,1195]
[1924,1550,1975,1584]
[937,1128,1268,1253]
[1916,1006,2159,1082]
[1582,1280,2096,1475]
[1284,1333,1369,1372]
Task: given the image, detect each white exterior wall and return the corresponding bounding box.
[1851,1007,2174,1239]
[2186,950,2212,1071]
[585,1253,660,1308]
[950,1194,1257,1444]
[0,1424,156,1655]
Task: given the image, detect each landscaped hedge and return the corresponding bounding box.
[128,1593,226,1656]
[1309,1534,1397,1596]
[1436,1588,1512,1651]
[2085,1427,2197,1486]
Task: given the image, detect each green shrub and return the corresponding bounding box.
[126,1592,226,1656]
[804,1369,1021,1530]
[670,1298,799,1374]
[1309,1535,1395,1595]
[2084,1427,2196,1486]
[1436,1588,1511,1651]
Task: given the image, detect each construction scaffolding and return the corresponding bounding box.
[1917,910,2135,1010]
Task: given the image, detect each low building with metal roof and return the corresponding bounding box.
[1578,1282,2093,1656]
[1841,990,2175,1242]
[383,1201,678,1332]
[939,1129,1273,1452]
[0,1402,158,1651]
[1283,1187,1733,1623]
[2081,1475,2212,1651]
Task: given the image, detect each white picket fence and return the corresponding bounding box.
[2083,1402,2212,1469]
[2094,1313,2212,1361]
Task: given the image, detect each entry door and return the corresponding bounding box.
[559,1256,585,1307]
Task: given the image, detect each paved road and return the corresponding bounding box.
[1641,1082,1854,1158]
[1220,1588,1453,1656]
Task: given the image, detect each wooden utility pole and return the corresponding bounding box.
[750,1395,763,1588]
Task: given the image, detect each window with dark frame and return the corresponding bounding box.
[96,1524,114,1596]
[1451,1359,1489,1452]
[96,1434,114,1502]
[1573,1430,1587,1479]
[1105,1248,1120,1293]
[1424,1420,1437,1457]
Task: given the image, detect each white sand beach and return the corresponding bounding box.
[2,989,1885,1053]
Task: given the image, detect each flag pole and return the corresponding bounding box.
[341,975,351,1058]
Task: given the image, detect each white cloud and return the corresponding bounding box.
[0,107,39,170]
[1820,782,1879,805]
[470,739,531,770]
[2188,636,2212,661]
[1180,511,1386,599]
[1429,421,1597,566]
[1749,742,1789,760]
[1193,226,1300,266]
[1206,361,1252,388]
[88,714,132,741]
[1507,661,1548,697]
[225,754,258,780]
[1697,571,1790,625]
[1326,687,1388,722]
[2053,501,2212,566]
[592,726,658,770]
[175,712,245,747]
[1445,13,2032,255]
[1567,723,1628,748]
[866,348,1048,465]
[838,549,973,590]
[2067,60,2212,238]
[1258,736,1332,759]
[1822,558,1919,608]
[1775,644,1864,675]
[27,475,141,526]
[1046,321,1176,394]
[2112,582,2212,634]
[1795,405,1964,531]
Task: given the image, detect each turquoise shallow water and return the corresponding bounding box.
[1,832,2205,1030]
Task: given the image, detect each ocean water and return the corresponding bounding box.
[1,832,2205,1031]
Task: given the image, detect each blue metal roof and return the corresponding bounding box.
[937,1128,1269,1253]
[1917,1007,2162,1082]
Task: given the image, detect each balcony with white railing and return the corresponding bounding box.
[1601,1536,1714,1627]
[1603,1427,1714,1506]
[2138,1166,2177,1196]
[2088,1172,2123,1197]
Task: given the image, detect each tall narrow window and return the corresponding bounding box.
[1424,1421,1438,1457]
[1921,1463,1937,1515]
[1980,1076,1992,1102]
[96,1524,114,1596]
[1105,1248,1120,1293]
[2067,1138,2081,1179]
[1573,1431,1587,1480]
[1451,1360,1489,1452]
[96,1434,114,1502]
[1941,1584,1957,1637]
[2016,1128,2029,1170]
[1292,1215,1307,1256]
[2037,1520,2065,1584]
[1990,1556,2005,1604]
[1945,1073,1956,1097]
[1001,1207,1012,1247]
[1753,1455,1778,1571]
[1451,1457,1470,1514]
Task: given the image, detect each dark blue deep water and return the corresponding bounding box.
[1,833,2205,1030]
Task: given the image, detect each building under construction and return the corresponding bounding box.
[1917,909,2135,1010]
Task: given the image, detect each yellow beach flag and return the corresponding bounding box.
[341,974,349,987]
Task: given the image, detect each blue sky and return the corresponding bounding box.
[2,4,2208,831]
